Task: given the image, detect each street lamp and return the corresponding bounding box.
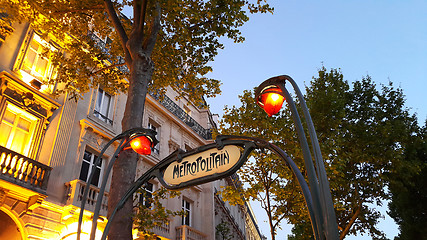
[255,75,340,240]
[77,127,157,240]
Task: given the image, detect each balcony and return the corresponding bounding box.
[65,179,109,217]
[176,225,207,240]
[150,93,212,140]
[151,221,170,236]
[0,145,51,194]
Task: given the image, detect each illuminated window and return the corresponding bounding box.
[21,33,57,83]
[182,199,191,226]
[148,121,160,154]
[94,88,113,125]
[0,103,38,157]
[79,150,104,187]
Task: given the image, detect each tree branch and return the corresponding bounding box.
[90,62,126,75]
[139,0,148,34]
[340,204,362,240]
[143,2,161,55]
[133,0,140,29]
[103,0,131,64]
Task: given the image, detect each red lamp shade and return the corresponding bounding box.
[129,136,152,155]
[258,87,285,117]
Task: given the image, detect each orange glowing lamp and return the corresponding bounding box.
[258,87,285,117]
[129,136,153,155]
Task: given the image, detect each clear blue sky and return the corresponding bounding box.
[205,0,427,239]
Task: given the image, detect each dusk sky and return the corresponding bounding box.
[205,0,426,239]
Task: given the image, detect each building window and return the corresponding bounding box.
[148,121,160,154]
[94,88,113,125]
[182,199,191,226]
[20,33,57,92]
[79,150,104,187]
[0,103,38,157]
[139,182,154,208]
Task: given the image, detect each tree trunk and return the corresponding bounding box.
[107,51,153,240]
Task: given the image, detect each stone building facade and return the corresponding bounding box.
[0,21,264,240]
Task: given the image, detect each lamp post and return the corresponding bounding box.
[77,127,158,240]
[254,75,340,240]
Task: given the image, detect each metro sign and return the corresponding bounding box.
[162,145,240,187]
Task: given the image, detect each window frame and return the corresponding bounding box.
[148,120,160,155]
[0,102,41,158]
[15,31,59,94]
[78,148,105,188]
[93,88,114,125]
[182,198,191,226]
[139,182,155,209]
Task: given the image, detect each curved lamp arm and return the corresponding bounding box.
[284,76,339,240]
[78,128,157,240]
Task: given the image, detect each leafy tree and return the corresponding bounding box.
[219,67,417,240]
[303,68,416,240]
[0,0,273,239]
[388,122,427,240]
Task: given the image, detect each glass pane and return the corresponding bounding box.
[100,93,111,116]
[17,118,31,132]
[79,161,89,181]
[30,39,40,50]
[91,167,100,186]
[95,157,102,168]
[145,182,153,192]
[0,124,12,146]
[83,151,92,162]
[2,110,16,124]
[23,49,37,71]
[185,215,190,225]
[35,57,48,77]
[10,129,28,154]
[95,89,103,112]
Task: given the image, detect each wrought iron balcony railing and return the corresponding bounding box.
[150,93,212,140]
[0,145,51,194]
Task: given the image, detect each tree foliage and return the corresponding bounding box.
[133,187,184,240]
[1,1,273,239]
[304,68,416,240]
[0,0,271,102]
[219,67,418,240]
[388,122,427,240]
